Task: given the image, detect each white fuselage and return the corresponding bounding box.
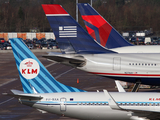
[75,53,160,85]
[20,92,160,120]
[110,45,160,53]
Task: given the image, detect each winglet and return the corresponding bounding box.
[115,80,126,92]
[103,89,121,110]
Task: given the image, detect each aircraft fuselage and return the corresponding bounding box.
[76,53,160,85]
[20,92,160,120]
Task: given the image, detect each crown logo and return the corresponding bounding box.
[25,61,33,67]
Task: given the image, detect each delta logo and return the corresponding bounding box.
[20,58,40,79]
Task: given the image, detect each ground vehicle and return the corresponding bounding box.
[3,42,12,50]
[26,43,34,49]
[32,38,38,44]
[40,41,48,49]
[0,38,5,43]
[144,37,151,44]
[34,40,41,48]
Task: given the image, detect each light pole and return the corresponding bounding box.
[76,0,78,22]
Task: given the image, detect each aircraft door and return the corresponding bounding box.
[60,98,66,112]
[113,57,121,70]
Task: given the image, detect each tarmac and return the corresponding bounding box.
[0,49,160,120]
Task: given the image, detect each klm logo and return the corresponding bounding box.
[20,58,40,79]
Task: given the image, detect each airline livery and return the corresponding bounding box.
[4,37,160,120]
[42,4,160,87]
[78,3,160,53]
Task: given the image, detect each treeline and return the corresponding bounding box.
[0,0,159,33]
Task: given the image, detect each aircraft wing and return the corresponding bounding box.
[104,89,160,119]
[43,54,86,67]
[3,90,43,100]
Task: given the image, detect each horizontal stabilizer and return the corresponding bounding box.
[43,55,86,67]
[3,89,43,100]
[37,109,48,113]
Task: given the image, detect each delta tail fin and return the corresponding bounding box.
[10,38,85,94]
[78,3,133,49]
[42,4,116,54]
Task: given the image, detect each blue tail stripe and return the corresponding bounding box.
[13,41,64,93]
[60,84,76,92]
[13,46,54,93]
[12,44,49,93]
[15,57,43,93]
[12,46,27,63]
[14,39,36,59]
[39,72,66,92]
[14,57,33,93]
[19,74,33,93]
[13,39,70,92]
[40,68,72,92]
[10,38,85,93]
[39,69,77,92]
[32,77,51,93]
[20,76,32,93]
[12,43,29,59]
[29,78,47,93]
[37,74,59,92]
[71,87,81,92]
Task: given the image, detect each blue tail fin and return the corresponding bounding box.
[78,3,133,49]
[42,4,116,54]
[10,38,85,93]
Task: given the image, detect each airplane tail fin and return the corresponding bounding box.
[10,38,85,94]
[42,4,116,54]
[78,3,133,49]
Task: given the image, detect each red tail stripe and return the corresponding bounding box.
[82,15,109,28]
[42,4,68,15]
[89,72,160,77]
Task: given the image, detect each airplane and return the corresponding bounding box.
[4,37,160,120]
[78,3,160,53]
[41,4,160,89]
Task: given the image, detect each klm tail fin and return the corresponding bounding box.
[10,38,85,93]
[78,3,133,49]
[42,4,116,54]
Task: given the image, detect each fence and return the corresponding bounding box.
[0,32,55,41]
